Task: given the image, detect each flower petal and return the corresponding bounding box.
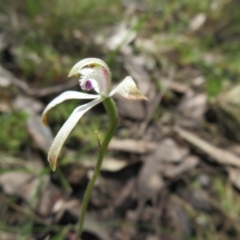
[68,58,111,78]
[48,98,102,171]
[79,68,100,93]
[79,67,111,95]
[69,58,111,96]
[110,76,148,100]
[42,91,99,125]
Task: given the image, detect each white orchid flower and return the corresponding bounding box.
[42,58,147,171]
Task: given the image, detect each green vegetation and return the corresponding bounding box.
[0,111,28,154]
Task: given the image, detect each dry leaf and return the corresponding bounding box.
[108,138,156,154]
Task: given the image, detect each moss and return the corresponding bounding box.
[0,111,28,154]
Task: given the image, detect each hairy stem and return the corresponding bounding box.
[74,97,118,240]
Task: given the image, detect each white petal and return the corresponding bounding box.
[110,76,147,100]
[42,91,99,125]
[48,98,102,171]
[79,67,110,95]
[79,68,100,93]
[68,58,110,78]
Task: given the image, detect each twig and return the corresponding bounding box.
[0,65,77,97]
[174,126,240,168]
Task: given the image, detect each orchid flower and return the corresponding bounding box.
[42,58,147,171]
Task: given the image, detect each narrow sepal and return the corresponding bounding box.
[48,98,102,171]
[41,91,99,125]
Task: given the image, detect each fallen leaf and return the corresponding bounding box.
[13,95,44,113]
[0,171,64,217]
[177,92,207,129]
[189,13,206,31]
[27,112,54,153]
[13,95,54,153]
[163,155,199,179]
[108,138,157,154]
[157,138,189,163]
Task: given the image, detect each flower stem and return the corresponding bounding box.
[74,97,118,240]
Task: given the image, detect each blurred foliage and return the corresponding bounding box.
[0,0,123,85]
[0,111,28,154]
[0,0,240,94]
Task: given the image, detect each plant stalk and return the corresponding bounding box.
[74,97,118,240]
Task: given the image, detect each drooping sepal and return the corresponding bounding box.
[48,98,102,171]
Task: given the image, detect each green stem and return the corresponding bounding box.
[74,97,118,240]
